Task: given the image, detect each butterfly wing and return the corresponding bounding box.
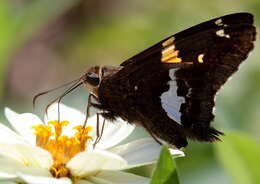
[98,13,256,148]
[121,12,254,66]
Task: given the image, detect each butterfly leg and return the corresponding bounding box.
[93,112,106,148]
[83,94,99,127]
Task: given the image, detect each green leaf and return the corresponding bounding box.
[214,132,260,184]
[150,146,180,184]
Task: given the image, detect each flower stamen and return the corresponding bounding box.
[50,163,70,178]
[33,120,93,178]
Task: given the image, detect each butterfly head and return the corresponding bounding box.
[82,65,123,97]
[82,66,102,96]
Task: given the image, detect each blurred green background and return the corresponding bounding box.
[0,0,259,184]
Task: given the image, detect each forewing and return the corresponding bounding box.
[121,13,254,66]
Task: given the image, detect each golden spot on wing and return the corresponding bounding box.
[161,44,193,64]
[162,45,176,56]
[162,37,175,47]
[198,54,204,63]
[164,51,179,61]
[164,57,182,63]
[161,45,182,63]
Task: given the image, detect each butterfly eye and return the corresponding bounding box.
[86,73,100,86]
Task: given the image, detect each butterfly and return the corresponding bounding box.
[37,12,255,149]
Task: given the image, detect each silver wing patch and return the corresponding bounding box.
[160,69,185,124]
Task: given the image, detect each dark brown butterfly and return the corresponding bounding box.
[36,13,256,149]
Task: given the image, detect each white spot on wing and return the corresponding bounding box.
[215,19,223,26]
[216,29,230,38]
[160,69,185,124]
[215,19,228,27]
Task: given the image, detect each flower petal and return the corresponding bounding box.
[0,123,26,144]
[87,115,135,149]
[0,144,53,169]
[169,148,185,158]
[44,103,86,137]
[0,156,23,180]
[109,138,184,168]
[18,167,51,177]
[5,108,43,145]
[0,181,17,184]
[17,167,72,184]
[67,149,127,177]
[87,170,150,184]
[75,180,95,184]
[0,173,17,180]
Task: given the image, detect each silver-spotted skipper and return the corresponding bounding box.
[35,13,256,148]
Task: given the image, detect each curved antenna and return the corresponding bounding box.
[33,77,82,108]
[45,80,83,119]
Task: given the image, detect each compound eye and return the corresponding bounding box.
[86,73,100,86]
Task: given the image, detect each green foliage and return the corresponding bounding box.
[0,0,80,102]
[151,146,180,184]
[215,132,260,184]
[0,1,13,102]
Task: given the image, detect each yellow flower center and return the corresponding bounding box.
[32,120,93,178]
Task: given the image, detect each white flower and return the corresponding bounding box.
[0,104,184,184]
